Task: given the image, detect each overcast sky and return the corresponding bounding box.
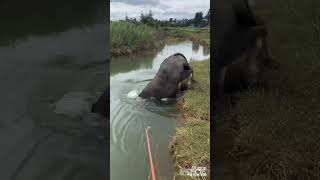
[110,0,210,21]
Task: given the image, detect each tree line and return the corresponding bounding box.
[122,9,210,28]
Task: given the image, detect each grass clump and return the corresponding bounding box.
[226,0,320,179]
[180,60,210,121]
[172,59,210,179]
[111,22,157,56]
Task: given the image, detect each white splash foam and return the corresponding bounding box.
[161,98,169,101]
[127,90,139,99]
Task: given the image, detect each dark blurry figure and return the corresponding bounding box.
[91,90,108,117]
[212,0,274,99]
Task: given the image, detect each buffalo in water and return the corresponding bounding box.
[91,53,193,117]
[139,53,193,100]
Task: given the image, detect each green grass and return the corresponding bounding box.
[172,59,210,180]
[111,21,157,55]
[227,0,320,179]
[179,60,210,121]
[161,27,210,47]
[110,22,210,56]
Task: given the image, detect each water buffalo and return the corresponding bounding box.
[139,53,193,100]
[212,0,273,96]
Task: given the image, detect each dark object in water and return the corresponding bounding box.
[139,53,193,100]
[91,90,108,117]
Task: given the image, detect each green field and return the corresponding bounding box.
[161,27,210,47]
[223,1,320,179]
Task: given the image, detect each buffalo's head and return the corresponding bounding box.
[158,53,193,84]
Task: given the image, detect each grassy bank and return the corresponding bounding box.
[224,1,320,179]
[161,27,210,47]
[171,59,210,180]
[111,22,158,56]
[111,22,210,57]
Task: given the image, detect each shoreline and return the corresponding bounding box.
[111,37,184,57]
[111,27,210,58]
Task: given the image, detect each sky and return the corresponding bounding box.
[110,0,210,21]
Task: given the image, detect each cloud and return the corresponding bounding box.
[112,0,159,5]
[110,0,209,21]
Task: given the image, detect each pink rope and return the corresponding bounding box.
[145,127,156,180]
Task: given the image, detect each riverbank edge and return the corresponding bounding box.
[111,37,182,57]
[170,59,210,180]
[111,28,210,58]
